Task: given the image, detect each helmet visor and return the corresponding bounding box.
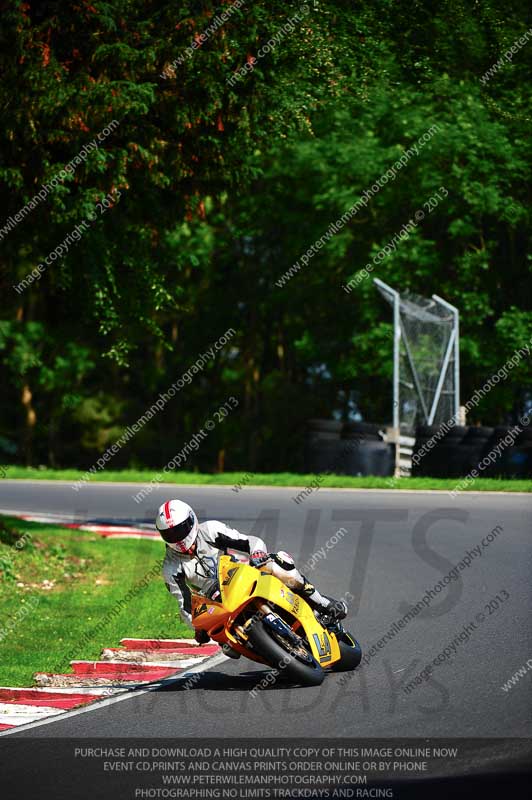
[161,511,195,543]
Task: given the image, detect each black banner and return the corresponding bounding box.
[2,738,532,800]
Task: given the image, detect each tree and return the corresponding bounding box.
[1,1,530,469]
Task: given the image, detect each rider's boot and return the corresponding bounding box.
[300,579,348,621]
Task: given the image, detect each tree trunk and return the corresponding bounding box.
[48,413,57,468]
[21,383,36,466]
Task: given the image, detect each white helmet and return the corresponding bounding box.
[155,499,198,554]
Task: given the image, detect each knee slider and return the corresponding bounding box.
[301,576,316,597]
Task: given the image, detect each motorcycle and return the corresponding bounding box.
[191,554,362,686]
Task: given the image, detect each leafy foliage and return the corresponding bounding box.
[0,0,530,470]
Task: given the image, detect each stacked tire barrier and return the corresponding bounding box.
[412,423,532,478]
[493,424,532,478]
[304,420,393,476]
[412,424,469,477]
[304,420,344,474]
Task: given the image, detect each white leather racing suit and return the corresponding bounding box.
[162,519,327,628]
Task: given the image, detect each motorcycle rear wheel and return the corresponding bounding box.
[249,621,324,687]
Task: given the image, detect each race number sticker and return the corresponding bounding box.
[313,631,332,663]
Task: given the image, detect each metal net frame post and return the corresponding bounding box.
[431,294,460,423]
[373,279,460,477]
[373,279,401,477]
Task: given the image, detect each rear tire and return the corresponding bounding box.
[248,620,324,687]
[330,631,362,672]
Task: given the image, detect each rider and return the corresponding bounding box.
[156,499,347,645]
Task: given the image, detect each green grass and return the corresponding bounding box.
[0,516,190,688]
[1,465,531,491]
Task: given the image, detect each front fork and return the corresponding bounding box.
[233,601,271,644]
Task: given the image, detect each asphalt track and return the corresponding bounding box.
[1,481,531,749]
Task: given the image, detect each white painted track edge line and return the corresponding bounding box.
[70,657,205,668]
[0,651,228,737]
[0,685,121,695]
[119,638,203,645]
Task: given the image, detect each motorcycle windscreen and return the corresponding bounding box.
[218,556,259,611]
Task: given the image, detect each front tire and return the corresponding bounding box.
[330,631,362,672]
[248,620,324,687]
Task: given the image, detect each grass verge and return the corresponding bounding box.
[1,465,531,492]
[0,516,190,688]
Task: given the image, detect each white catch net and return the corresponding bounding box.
[377,287,458,433]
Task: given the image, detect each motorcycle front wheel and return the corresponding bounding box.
[248,620,324,687]
[330,630,362,672]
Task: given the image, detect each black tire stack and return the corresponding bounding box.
[513,425,532,477]
[460,426,494,474]
[304,420,393,476]
[412,424,468,477]
[341,422,393,477]
[305,419,532,479]
[493,425,532,477]
[304,419,344,474]
[413,422,532,478]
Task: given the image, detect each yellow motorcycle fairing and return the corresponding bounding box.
[191,555,341,668]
